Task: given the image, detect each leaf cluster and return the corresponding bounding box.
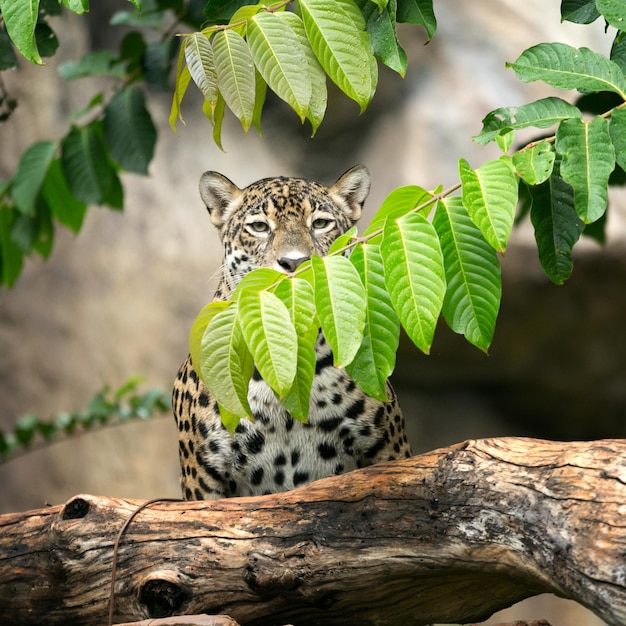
[190,0,626,428]
[0,377,171,463]
[0,0,209,287]
[171,0,435,145]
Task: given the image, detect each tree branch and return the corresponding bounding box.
[0,437,624,625]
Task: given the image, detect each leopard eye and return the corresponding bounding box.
[248,221,270,233]
[312,217,333,230]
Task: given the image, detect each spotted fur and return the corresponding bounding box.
[173,166,412,499]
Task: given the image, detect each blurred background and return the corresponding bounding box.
[0,1,623,624]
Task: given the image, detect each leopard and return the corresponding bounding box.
[172,165,412,500]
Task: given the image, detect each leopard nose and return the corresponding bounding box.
[277,255,309,273]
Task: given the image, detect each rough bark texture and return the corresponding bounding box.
[0,438,624,626]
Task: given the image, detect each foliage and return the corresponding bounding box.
[0,377,171,463]
[2,0,626,430]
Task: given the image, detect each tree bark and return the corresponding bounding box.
[0,437,624,626]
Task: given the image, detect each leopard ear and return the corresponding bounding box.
[199,171,243,230]
[330,165,371,222]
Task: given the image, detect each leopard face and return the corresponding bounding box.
[199,165,370,298]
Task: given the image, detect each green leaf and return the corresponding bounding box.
[247,11,312,123]
[189,301,230,374]
[61,0,90,15]
[274,277,317,421]
[474,97,583,146]
[609,107,626,172]
[298,0,376,112]
[396,0,436,40]
[41,159,87,233]
[506,43,626,99]
[512,141,556,185]
[281,11,327,133]
[61,123,117,206]
[59,50,126,80]
[10,141,56,216]
[104,86,157,175]
[561,0,601,23]
[34,20,58,58]
[312,254,367,367]
[239,289,298,397]
[327,225,358,255]
[231,266,284,300]
[363,185,433,240]
[611,31,626,75]
[528,163,584,285]
[169,42,192,131]
[555,116,615,223]
[346,243,399,400]
[433,197,501,352]
[212,29,256,131]
[184,32,218,106]
[459,157,518,252]
[381,212,445,354]
[0,26,19,70]
[596,0,626,29]
[251,67,268,134]
[212,92,227,151]
[0,206,24,287]
[0,0,42,64]
[198,303,253,425]
[358,0,407,76]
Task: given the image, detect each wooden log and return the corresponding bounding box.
[0,437,624,626]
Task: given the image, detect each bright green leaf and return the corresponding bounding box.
[513,141,556,185]
[459,157,518,252]
[474,97,583,146]
[396,0,436,40]
[433,197,501,352]
[170,42,192,131]
[596,0,626,30]
[184,33,218,107]
[346,243,399,400]
[0,0,42,64]
[312,254,366,367]
[212,92,227,151]
[239,289,298,397]
[281,11,327,134]
[247,11,312,123]
[327,225,358,255]
[104,86,157,174]
[10,141,56,216]
[298,0,376,112]
[199,303,253,424]
[61,0,90,14]
[363,185,433,240]
[506,43,626,99]
[528,163,584,285]
[555,116,615,223]
[381,212,445,354]
[41,159,87,233]
[212,29,256,131]
[189,300,230,372]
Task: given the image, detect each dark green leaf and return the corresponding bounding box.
[143,38,178,89]
[10,141,56,216]
[611,31,626,74]
[0,26,18,70]
[61,123,117,205]
[610,107,626,172]
[59,50,126,80]
[529,162,584,284]
[34,20,58,58]
[204,0,257,23]
[0,206,24,287]
[561,0,601,23]
[104,86,156,174]
[396,0,436,40]
[42,159,87,233]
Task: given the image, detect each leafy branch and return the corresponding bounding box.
[186,2,626,429]
[0,377,171,463]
